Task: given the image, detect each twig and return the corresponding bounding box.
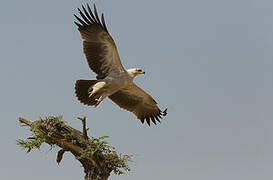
[57,149,67,164]
[19,117,33,126]
[78,116,89,140]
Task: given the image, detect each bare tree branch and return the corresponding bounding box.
[78,116,89,140]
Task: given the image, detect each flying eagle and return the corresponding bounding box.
[74,3,167,126]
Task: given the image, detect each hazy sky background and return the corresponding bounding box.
[1,0,273,179]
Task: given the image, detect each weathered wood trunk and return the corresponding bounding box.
[83,164,110,180]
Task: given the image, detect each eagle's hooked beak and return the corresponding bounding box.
[136,69,145,74]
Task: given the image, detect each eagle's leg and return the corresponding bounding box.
[94,95,105,107]
[88,81,106,98]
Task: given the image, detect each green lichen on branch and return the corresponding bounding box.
[17,116,132,175]
[17,116,60,152]
[79,137,132,175]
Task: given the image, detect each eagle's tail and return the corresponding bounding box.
[75,80,99,106]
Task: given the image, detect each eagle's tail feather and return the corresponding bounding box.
[75,80,99,106]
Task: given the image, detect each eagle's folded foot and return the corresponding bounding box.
[94,96,103,107]
[94,101,100,107]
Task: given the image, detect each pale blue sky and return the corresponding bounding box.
[1,0,273,179]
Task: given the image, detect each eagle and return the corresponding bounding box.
[74,3,167,126]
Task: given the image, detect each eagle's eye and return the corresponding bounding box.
[137,69,142,72]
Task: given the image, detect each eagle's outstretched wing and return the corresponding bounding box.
[74,4,125,79]
[109,83,167,126]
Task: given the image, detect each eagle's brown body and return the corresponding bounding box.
[74,4,167,126]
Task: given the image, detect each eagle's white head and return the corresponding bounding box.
[127,68,145,78]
